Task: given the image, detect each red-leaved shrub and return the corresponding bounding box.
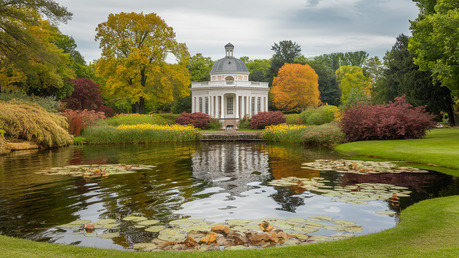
[250,111,286,129]
[340,96,436,141]
[61,109,106,136]
[175,112,210,129]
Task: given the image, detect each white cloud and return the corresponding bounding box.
[54,0,419,62]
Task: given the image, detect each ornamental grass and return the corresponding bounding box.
[262,123,346,146]
[0,101,73,147]
[102,113,167,126]
[82,124,200,144]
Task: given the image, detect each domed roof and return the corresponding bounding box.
[211,57,249,73]
[210,43,249,74]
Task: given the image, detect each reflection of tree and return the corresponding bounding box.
[270,187,305,213]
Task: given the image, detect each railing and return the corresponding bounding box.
[191,81,268,88]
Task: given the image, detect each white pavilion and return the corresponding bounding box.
[191,43,269,128]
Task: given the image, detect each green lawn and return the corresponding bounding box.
[1,195,457,257]
[335,128,459,177]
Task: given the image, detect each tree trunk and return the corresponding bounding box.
[446,102,456,126]
[135,97,145,114]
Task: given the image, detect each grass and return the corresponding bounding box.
[102,114,168,126]
[335,128,459,177]
[82,124,200,144]
[0,195,457,257]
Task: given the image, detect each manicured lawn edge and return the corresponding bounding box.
[335,128,459,177]
[1,195,458,257]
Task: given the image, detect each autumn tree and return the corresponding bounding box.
[335,66,372,109]
[409,0,459,97]
[0,1,74,96]
[95,12,190,114]
[271,63,321,112]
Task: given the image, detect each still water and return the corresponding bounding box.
[0,142,457,250]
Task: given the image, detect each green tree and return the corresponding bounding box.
[296,56,340,106]
[409,0,459,96]
[374,34,456,125]
[240,57,271,82]
[187,53,213,82]
[0,1,73,96]
[364,56,384,84]
[335,66,372,109]
[269,40,302,79]
[95,12,190,114]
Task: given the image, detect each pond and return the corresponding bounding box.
[0,142,457,251]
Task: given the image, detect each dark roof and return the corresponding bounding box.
[211,56,249,73]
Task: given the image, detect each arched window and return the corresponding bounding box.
[225,76,234,85]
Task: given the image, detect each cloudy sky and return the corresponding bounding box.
[55,0,419,63]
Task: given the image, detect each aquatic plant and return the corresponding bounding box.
[0,101,72,147]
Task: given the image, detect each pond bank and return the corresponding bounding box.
[335,128,459,177]
[0,195,457,257]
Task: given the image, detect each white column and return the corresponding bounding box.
[248,96,252,117]
[209,95,213,117]
[235,94,239,119]
[221,95,225,118]
[254,96,258,115]
[265,97,268,112]
[241,96,245,118]
[192,97,195,113]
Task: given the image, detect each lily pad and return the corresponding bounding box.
[309,216,333,221]
[227,219,251,226]
[68,220,92,225]
[145,226,165,232]
[323,225,346,231]
[157,229,186,241]
[293,226,319,234]
[122,216,147,222]
[183,224,212,232]
[289,233,309,240]
[333,220,356,225]
[375,211,397,216]
[94,219,117,225]
[331,233,354,240]
[133,243,158,251]
[308,235,330,242]
[98,232,120,239]
[285,218,307,224]
[137,220,160,226]
[344,225,364,232]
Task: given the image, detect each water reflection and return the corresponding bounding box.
[0,142,457,250]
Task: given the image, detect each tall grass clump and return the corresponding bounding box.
[60,109,105,136]
[0,90,60,113]
[0,137,10,154]
[103,114,167,126]
[263,123,345,146]
[0,101,73,147]
[82,124,200,144]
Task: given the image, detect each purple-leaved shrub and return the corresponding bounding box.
[250,111,286,129]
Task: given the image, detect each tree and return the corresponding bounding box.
[241,57,271,82]
[62,78,103,110]
[296,56,341,106]
[187,53,213,82]
[364,56,384,84]
[409,0,459,96]
[271,63,321,112]
[0,1,74,96]
[95,12,190,114]
[269,40,302,79]
[335,66,372,109]
[374,34,456,126]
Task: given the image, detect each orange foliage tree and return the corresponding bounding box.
[271,63,321,112]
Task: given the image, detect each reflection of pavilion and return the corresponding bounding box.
[191,143,271,195]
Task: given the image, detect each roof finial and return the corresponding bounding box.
[225,42,234,57]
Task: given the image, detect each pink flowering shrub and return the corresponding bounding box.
[61,109,106,136]
[340,96,436,141]
[175,112,210,129]
[250,111,286,129]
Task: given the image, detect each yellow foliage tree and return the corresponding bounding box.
[95,12,190,113]
[271,63,321,112]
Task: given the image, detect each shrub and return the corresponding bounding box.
[0,137,10,155]
[0,101,72,147]
[96,105,116,118]
[285,114,304,125]
[103,114,167,126]
[63,78,103,110]
[300,105,338,125]
[61,109,105,136]
[340,95,436,141]
[175,112,210,129]
[238,116,251,129]
[0,90,60,113]
[209,118,222,130]
[250,111,286,129]
[301,123,346,146]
